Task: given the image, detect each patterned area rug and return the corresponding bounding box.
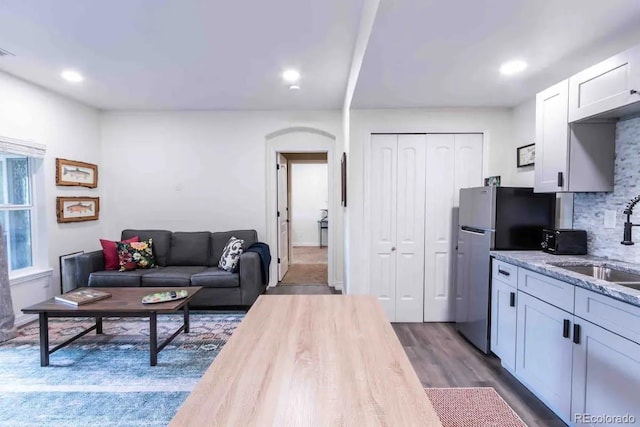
[0,313,243,427]
[425,387,527,427]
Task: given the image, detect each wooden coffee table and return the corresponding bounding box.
[22,287,202,367]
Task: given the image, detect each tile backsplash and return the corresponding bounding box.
[573,116,640,263]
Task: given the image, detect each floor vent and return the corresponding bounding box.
[0,47,15,57]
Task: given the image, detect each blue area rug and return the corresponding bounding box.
[0,313,244,427]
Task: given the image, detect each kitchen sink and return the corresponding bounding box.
[550,263,640,291]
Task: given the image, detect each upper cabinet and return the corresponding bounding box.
[568,44,640,122]
[534,80,616,193]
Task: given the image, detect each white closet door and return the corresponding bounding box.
[424,135,456,321]
[277,154,290,281]
[395,135,426,323]
[370,135,398,320]
[424,134,483,321]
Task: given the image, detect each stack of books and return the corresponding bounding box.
[55,289,112,306]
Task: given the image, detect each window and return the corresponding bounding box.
[0,153,33,272]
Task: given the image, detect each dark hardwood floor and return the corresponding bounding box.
[394,322,566,427]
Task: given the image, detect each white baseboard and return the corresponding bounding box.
[331,281,344,292]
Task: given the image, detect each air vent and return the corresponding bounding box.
[0,47,15,57]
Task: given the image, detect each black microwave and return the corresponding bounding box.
[541,229,588,255]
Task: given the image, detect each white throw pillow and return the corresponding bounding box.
[218,236,244,272]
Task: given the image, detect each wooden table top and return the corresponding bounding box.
[22,287,202,314]
[170,295,442,426]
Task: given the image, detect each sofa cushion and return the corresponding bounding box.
[140,266,207,287]
[88,268,162,287]
[116,239,156,271]
[168,232,210,266]
[121,230,171,266]
[100,236,139,270]
[191,267,240,288]
[209,230,258,266]
[218,237,244,272]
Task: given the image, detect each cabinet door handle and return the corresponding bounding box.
[498,268,510,277]
[573,323,581,344]
[557,172,564,187]
[391,247,396,252]
[509,292,516,307]
[563,319,571,338]
[631,89,638,95]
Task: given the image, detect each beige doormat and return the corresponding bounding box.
[424,387,527,427]
[280,263,328,284]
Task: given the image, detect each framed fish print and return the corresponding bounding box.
[55,158,98,188]
[56,197,100,223]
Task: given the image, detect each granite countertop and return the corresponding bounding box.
[490,250,640,308]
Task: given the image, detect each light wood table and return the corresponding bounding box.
[170,295,442,426]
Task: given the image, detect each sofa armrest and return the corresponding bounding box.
[75,250,105,287]
[239,252,265,305]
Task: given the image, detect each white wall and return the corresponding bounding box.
[346,107,514,294]
[290,162,328,246]
[0,71,102,297]
[511,98,536,186]
[100,111,344,284]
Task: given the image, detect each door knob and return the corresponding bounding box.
[391,246,396,251]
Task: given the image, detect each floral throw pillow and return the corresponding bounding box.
[116,239,156,271]
[218,236,244,272]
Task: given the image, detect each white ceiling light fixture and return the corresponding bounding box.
[289,84,300,90]
[61,69,84,83]
[282,69,300,83]
[499,60,527,76]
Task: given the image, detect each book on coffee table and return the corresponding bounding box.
[55,289,112,306]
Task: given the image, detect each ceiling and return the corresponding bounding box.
[0,0,364,110]
[1,0,640,110]
[352,0,640,108]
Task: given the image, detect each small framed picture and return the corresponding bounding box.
[56,197,100,223]
[56,158,98,188]
[517,143,535,167]
[484,176,501,187]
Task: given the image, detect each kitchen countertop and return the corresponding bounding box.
[490,251,640,308]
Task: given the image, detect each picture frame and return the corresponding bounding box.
[56,197,100,223]
[484,176,501,187]
[59,251,84,293]
[517,143,535,168]
[341,152,347,207]
[55,158,98,188]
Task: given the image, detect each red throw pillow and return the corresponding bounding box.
[100,236,139,270]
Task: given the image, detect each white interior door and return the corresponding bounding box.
[424,134,483,321]
[370,135,397,320]
[395,135,426,323]
[277,154,289,281]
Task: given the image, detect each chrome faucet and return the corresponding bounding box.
[621,195,640,245]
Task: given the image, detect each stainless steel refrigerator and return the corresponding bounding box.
[455,186,556,353]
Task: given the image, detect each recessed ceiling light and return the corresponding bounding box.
[282,69,300,83]
[61,69,84,83]
[499,60,527,76]
[289,84,300,90]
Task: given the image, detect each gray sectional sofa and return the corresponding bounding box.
[75,229,265,307]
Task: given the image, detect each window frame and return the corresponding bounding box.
[0,154,36,274]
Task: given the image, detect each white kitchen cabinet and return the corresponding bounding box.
[569,43,640,123]
[571,319,640,425]
[534,80,616,193]
[515,291,574,424]
[490,275,517,372]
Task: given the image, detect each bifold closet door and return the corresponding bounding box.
[370,134,426,322]
[424,134,483,322]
